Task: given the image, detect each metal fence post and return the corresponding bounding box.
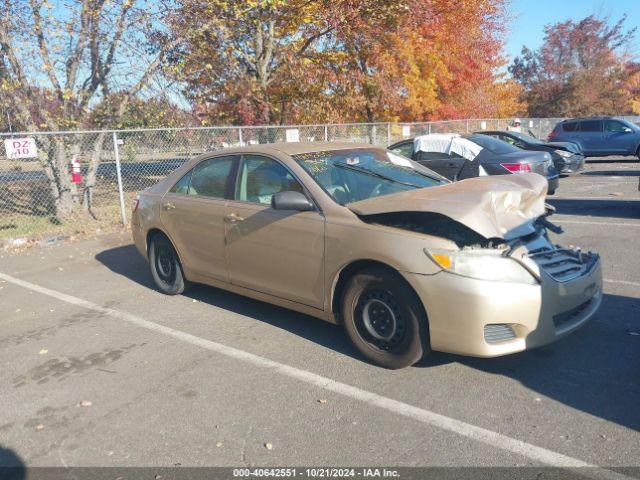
[387,123,391,145]
[538,119,543,139]
[324,125,328,141]
[238,127,243,146]
[113,132,127,226]
[428,123,432,134]
[466,119,469,133]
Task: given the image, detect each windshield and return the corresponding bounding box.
[468,134,520,154]
[293,148,447,205]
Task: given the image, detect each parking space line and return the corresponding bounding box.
[555,219,640,228]
[0,271,633,480]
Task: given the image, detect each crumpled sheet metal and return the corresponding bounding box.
[347,173,548,241]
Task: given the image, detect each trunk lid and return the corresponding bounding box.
[347,173,548,241]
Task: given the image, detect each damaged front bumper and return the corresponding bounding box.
[559,154,585,174]
[403,247,602,357]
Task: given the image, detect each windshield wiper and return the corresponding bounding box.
[334,162,422,188]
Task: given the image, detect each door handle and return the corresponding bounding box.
[224,213,245,223]
[162,202,176,211]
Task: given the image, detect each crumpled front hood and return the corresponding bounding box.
[347,173,548,240]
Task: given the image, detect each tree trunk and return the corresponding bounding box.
[82,132,107,218]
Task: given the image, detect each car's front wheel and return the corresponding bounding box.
[341,267,429,369]
[149,233,187,295]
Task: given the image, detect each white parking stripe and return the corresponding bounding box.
[604,278,640,287]
[556,219,640,228]
[0,271,633,480]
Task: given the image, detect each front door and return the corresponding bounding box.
[160,155,237,282]
[603,119,636,155]
[224,154,325,309]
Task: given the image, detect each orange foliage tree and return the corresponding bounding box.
[168,0,521,124]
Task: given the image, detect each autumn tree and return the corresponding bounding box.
[166,0,337,125]
[170,0,521,125]
[509,15,637,117]
[0,0,178,219]
[89,94,196,129]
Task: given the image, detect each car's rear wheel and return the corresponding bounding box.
[149,233,187,295]
[341,267,429,369]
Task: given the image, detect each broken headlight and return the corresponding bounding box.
[425,249,538,285]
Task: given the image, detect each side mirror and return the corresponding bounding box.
[271,191,315,212]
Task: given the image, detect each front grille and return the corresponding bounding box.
[527,246,590,282]
[553,298,594,329]
[484,324,516,344]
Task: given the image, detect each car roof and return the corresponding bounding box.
[476,130,514,135]
[202,141,377,157]
[560,117,621,122]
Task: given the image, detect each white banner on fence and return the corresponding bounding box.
[4,137,38,159]
[285,129,300,142]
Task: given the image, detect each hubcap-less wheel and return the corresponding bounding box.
[155,245,176,283]
[354,290,406,350]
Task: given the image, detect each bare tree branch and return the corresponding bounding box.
[29,0,63,98]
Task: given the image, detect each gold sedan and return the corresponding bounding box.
[132,142,602,369]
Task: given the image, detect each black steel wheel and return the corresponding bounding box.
[341,266,429,369]
[149,234,187,295]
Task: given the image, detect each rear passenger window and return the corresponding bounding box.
[579,120,602,132]
[169,171,192,195]
[562,122,577,132]
[189,156,235,198]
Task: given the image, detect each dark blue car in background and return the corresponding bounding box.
[549,117,640,158]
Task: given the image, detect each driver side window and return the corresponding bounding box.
[604,120,627,132]
[236,155,304,205]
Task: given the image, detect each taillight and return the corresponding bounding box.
[501,163,532,174]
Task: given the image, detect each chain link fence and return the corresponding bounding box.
[1,116,639,244]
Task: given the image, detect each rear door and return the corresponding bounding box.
[603,120,636,154]
[575,120,604,155]
[414,151,467,181]
[160,155,238,282]
[224,154,326,309]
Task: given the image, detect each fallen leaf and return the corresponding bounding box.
[609,192,623,197]
[57,267,64,271]
[78,400,92,407]
[317,399,327,404]
[192,299,198,303]
[216,442,223,448]
[39,349,48,355]
[35,424,44,431]
[534,397,541,402]
[264,442,273,450]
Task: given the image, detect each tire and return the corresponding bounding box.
[341,267,430,369]
[148,233,187,295]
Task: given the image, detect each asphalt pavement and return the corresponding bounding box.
[0,156,638,476]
